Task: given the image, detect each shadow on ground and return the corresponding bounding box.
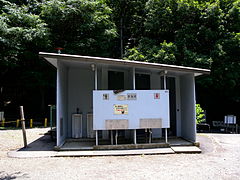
[0,171,29,179]
[18,134,55,151]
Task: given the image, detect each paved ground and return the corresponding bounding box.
[0,128,240,180]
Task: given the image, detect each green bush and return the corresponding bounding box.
[196,104,205,124]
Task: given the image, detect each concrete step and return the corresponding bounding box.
[56,148,175,157]
[171,146,201,153]
[9,145,201,158]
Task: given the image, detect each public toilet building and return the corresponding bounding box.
[40,52,210,148]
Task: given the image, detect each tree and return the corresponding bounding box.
[0,0,239,122]
[40,0,117,57]
[107,0,148,58]
[0,0,118,117]
[125,0,240,122]
[0,0,50,114]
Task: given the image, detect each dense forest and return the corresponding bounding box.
[0,0,239,123]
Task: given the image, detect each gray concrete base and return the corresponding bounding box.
[7,136,201,158]
[93,143,169,150]
[57,137,194,151]
[56,148,175,157]
[8,146,201,158]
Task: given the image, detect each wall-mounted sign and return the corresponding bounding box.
[154,93,160,99]
[114,104,128,115]
[117,95,127,101]
[127,93,137,100]
[103,94,109,100]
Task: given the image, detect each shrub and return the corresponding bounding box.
[196,104,205,124]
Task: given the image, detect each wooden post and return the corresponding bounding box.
[20,106,27,147]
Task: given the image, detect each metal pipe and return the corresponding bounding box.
[133,67,137,144]
[115,130,118,145]
[50,106,53,131]
[95,65,98,90]
[133,67,136,90]
[96,130,98,146]
[134,130,137,144]
[165,128,168,143]
[163,74,167,90]
[149,129,152,143]
[111,130,113,145]
[93,64,98,145]
[163,71,168,143]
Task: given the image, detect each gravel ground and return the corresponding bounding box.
[0,128,240,180]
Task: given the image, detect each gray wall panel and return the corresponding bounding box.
[68,67,94,138]
[57,60,68,146]
[180,74,196,142]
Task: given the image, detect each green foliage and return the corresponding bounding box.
[40,0,117,56]
[0,0,239,117]
[124,0,240,105]
[107,0,148,57]
[126,40,178,64]
[0,0,50,66]
[125,48,145,61]
[196,104,205,124]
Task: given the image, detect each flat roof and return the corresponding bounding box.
[39,52,210,75]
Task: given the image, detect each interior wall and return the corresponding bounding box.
[150,73,162,138]
[57,60,68,146]
[180,74,196,142]
[68,67,94,138]
[175,76,182,137]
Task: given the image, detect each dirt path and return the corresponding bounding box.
[0,129,240,180]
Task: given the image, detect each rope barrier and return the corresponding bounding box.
[0,119,26,124]
[0,118,48,126]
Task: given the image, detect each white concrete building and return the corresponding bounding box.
[40,52,210,148]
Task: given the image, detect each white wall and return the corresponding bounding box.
[57,60,68,146]
[180,74,196,142]
[68,67,94,138]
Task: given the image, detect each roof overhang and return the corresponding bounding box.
[39,52,210,76]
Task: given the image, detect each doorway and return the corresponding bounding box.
[108,71,124,90]
[135,73,150,90]
[136,73,151,141]
[161,76,177,136]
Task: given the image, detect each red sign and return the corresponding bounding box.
[154,93,160,99]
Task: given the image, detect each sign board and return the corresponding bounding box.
[224,115,236,124]
[93,90,170,130]
[114,104,128,115]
